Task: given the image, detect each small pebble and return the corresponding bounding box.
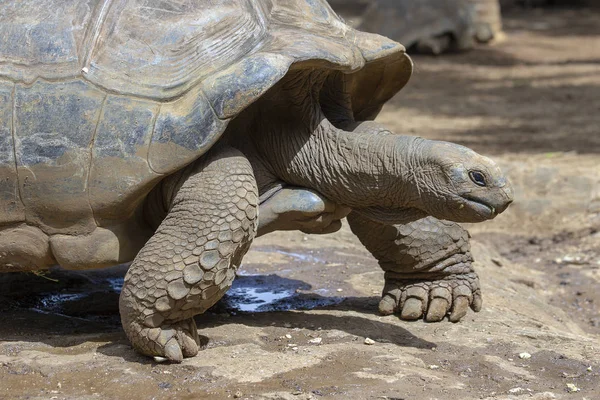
[336,288,343,292]
[285,334,292,339]
[519,352,532,359]
[233,390,243,398]
[309,337,322,344]
[566,383,580,393]
[508,387,524,394]
[428,365,440,370]
[364,338,376,345]
[587,366,592,372]
[562,255,586,264]
[154,356,168,363]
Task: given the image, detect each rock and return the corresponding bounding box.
[561,254,587,265]
[364,338,376,345]
[519,352,532,359]
[566,383,580,393]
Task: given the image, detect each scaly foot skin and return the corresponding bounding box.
[124,318,200,361]
[379,270,482,323]
[120,147,258,362]
[348,212,481,322]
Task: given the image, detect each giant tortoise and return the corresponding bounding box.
[330,0,504,54]
[0,0,513,362]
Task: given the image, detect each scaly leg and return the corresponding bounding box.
[119,147,258,362]
[347,213,482,322]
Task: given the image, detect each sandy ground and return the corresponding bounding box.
[1,6,599,400]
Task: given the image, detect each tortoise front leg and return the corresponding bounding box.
[347,213,482,322]
[119,147,258,362]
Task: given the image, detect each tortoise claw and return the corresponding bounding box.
[380,272,482,322]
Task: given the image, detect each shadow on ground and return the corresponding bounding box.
[0,268,435,358]
[380,7,600,155]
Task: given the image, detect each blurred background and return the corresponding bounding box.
[331,0,599,54]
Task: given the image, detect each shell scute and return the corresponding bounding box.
[0,0,94,83]
[14,80,104,234]
[202,52,294,120]
[90,95,160,222]
[148,85,227,175]
[0,81,24,225]
[85,0,268,100]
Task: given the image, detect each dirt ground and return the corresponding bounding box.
[1,6,599,400]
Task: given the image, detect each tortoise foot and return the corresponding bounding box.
[379,271,482,323]
[126,318,200,363]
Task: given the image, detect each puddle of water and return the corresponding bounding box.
[29,292,101,323]
[106,277,124,292]
[19,261,341,318]
[38,293,88,310]
[226,287,294,312]
[221,273,343,313]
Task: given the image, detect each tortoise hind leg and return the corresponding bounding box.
[119,147,258,362]
[256,186,351,237]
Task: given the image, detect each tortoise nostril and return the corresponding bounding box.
[496,198,513,214]
[503,184,515,202]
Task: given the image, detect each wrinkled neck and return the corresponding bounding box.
[255,115,428,209]
[243,69,434,210]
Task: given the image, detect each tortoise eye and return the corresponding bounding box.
[469,171,487,187]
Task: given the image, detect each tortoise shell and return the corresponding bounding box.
[0,0,412,236]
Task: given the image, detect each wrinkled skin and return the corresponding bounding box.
[120,69,513,362]
[348,212,481,322]
[259,188,483,323]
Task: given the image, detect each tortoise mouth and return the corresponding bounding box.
[461,196,497,220]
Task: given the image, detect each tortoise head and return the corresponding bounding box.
[412,140,514,223]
